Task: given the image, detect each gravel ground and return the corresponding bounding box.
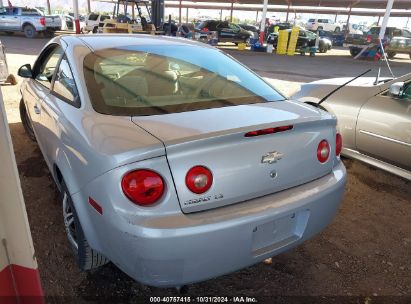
[1,35,410,303]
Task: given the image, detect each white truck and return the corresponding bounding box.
[306,18,341,32]
[0,6,61,38]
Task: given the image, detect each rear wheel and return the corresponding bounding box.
[61,182,109,270]
[334,27,340,33]
[350,48,360,57]
[23,24,37,38]
[386,52,396,59]
[19,99,36,141]
[317,26,323,31]
[43,30,55,38]
[92,26,98,33]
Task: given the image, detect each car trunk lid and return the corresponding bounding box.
[132,101,336,213]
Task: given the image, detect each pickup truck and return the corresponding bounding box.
[0,7,61,38]
[344,26,411,59]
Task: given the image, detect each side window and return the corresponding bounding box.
[34,45,63,89]
[100,15,110,21]
[88,14,98,21]
[52,55,80,106]
[392,29,401,37]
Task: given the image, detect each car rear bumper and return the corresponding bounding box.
[74,161,346,287]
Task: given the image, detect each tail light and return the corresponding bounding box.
[317,140,330,163]
[366,35,372,43]
[121,169,164,206]
[336,133,342,156]
[40,17,46,26]
[203,27,209,32]
[245,125,293,137]
[186,166,213,194]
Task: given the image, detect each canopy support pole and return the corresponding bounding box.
[73,0,80,34]
[230,1,234,22]
[186,8,189,23]
[179,0,182,24]
[260,0,269,44]
[345,5,352,35]
[285,2,290,22]
[87,0,91,14]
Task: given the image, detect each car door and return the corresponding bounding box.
[40,54,80,168]
[0,7,16,30]
[217,21,230,41]
[355,82,411,171]
[23,44,63,153]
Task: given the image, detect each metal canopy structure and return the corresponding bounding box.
[184,0,411,10]
[165,3,411,17]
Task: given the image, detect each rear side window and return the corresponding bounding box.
[88,14,98,21]
[53,55,80,107]
[22,8,41,15]
[101,15,110,21]
[83,45,284,116]
[308,19,315,22]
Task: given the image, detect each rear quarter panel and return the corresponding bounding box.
[292,83,381,149]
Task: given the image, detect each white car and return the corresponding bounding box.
[306,18,341,33]
[60,15,85,32]
[83,13,110,33]
[342,23,364,35]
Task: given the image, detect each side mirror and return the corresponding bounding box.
[18,64,33,78]
[389,82,404,97]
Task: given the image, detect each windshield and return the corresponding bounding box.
[83,45,285,116]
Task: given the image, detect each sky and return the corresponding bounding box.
[2,0,410,28]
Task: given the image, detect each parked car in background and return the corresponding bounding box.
[293,73,411,180]
[17,34,346,287]
[0,6,61,38]
[342,23,364,35]
[239,23,260,40]
[306,18,341,33]
[195,20,252,44]
[265,22,292,36]
[83,13,110,33]
[317,30,345,46]
[267,28,332,53]
[60,14,86,32]
[345,26,411,59]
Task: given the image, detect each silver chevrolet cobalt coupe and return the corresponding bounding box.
[18,35,346,287]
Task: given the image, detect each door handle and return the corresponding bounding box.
[33,105,41,114]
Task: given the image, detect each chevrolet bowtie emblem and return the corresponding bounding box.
[261,151,283,164]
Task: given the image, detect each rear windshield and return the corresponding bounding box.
[308,19,316,22]
[83,45,285,116]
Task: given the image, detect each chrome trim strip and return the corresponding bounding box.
[359,130,411,147]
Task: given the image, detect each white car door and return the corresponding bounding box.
[40,54,81,167]
[23,44,63,164]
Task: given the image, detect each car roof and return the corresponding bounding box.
[61,34,216,52]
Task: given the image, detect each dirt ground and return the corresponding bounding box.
[1,34,411,303]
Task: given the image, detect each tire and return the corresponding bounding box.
[61,182,109,270]
[387,52,396,59]
[350,48,360,57]
[334,27,340,33]
[43,30,54,38]
[19,99,36,141]
[317,26,323,30]
[409,54,411,60]
[23,24,37,38]
[92,26,98,34]
[320,47,327,53]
